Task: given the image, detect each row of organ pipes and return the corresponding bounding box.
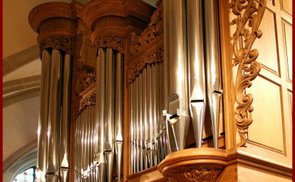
[35,0,223,181]
[74,48,124,181]
[37,49,71,182]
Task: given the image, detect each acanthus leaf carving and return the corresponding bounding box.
[129,1,163,55]
[230,0,266,147]
[39,35,74,55]
[127,47,163,83]
[94,35,124,53]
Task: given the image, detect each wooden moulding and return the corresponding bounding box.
[80,0,155,51]
[28,2,77,55]
[158,148,227,182]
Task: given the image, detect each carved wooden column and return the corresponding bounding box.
[29,3,77,182]
[80,1,154,181]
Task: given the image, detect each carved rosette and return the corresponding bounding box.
[158,148,227,182]
[127,47,163,83]
[229,0,266,147]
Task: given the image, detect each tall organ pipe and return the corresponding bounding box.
[115,52,124,181]
[96,48,106,182]
[60,53,71,182]
[47,49,62,181]
[37,49,51,182]
[186,0,206,148]
[105,48,115,182]
[163,0,189,151]
[204,0,223,148]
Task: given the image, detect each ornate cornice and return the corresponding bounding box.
[127,47,163,83]
[80,0,155,51]
[229,0,266,147]
[29,2,77,56]
[129,1,163,55]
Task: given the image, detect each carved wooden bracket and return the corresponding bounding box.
[229,0,266,147]
[158,148,227,182]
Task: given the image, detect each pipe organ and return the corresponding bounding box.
[29,0,271,181]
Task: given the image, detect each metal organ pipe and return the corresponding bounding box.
[115,52,123,182]
[204,0,223,148]
[47,49,62,182]
[186,0,206,148]
[37,49,51,182]
[60,53,72,182]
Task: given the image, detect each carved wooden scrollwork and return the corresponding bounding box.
[94,35,125,53]
[130,1,163,55]
[165,166,223,182]
[127,47,163,83]
[74,65,96,118]
[229,0,266,147]
[39,36,74,55]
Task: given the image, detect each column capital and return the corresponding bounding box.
[29,2,77,55]
[80,0,155,52]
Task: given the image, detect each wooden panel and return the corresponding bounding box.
[253,8,279,75]
[281,0,292,15]
[282,21,292,81]
[248,76,284,152]
[238,164,292,182]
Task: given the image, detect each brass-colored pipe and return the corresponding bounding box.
[47,49,62,174]
[37,49,51,182]
[151,64,158,165]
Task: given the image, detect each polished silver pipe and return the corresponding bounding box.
[47,49,62,175]
[142,68,148,170]
[204,0,223,148]
[151,64,158,165]
[139,73,144,171]
[134,78,139,173]
[186,0,206,148]
[115,52,123,181]
[60,54,71,176]
[96,48,106,182]
[105,48,114,182]
[163,0,189,152]
[60,168,68,182]
[146,65,153,167]
[130,82,135,174]
[37,49,51,182]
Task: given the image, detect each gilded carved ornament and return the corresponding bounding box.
[229,0,266,147]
